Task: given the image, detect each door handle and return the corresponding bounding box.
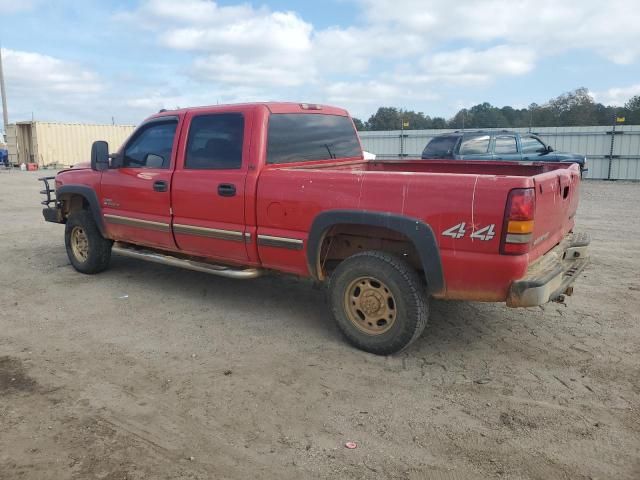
[153,180,168,192]
[218,183,236,197]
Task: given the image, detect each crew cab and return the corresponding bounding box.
[40,102,589,355]
[421,130,588,174]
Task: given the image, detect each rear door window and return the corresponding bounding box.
[422,136,459,158]
[459,135,491,155]
[494,135,518,154]
[267,114,361,164]
[185,113,244,170]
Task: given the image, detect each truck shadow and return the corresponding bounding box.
[108,255,334,340]
[107,256,513,356]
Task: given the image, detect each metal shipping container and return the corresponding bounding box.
[359,125,640,180]
[7,121,136,167]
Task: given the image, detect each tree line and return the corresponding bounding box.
[353,88,640,131]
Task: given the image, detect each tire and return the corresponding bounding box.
[64,210,112,274]
[328,251,429,355]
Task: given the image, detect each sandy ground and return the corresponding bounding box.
[0,170,638,480]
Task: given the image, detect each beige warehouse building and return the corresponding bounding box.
[6,121,136,167]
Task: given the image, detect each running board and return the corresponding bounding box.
[112,244,263,279]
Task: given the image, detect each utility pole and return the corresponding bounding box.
[0,44,9,136]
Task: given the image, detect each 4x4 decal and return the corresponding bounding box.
[442,222,496,241]
[442,222,466,239]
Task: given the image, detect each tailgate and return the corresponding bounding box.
[529,164,581,262]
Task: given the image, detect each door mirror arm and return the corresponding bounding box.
[109,152,123,169]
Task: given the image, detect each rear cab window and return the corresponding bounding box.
[422,136,459,158]
[267,113,361,164]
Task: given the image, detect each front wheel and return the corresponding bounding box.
[65,210,112,274]
[328,251,429,355]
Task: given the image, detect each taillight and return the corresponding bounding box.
[501,188,536,255]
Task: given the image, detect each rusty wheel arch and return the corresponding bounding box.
[56,185,106,236]
[307,210,445,295]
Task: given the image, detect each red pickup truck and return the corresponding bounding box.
[40,102,589,355]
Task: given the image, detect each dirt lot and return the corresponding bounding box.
[0,171,638,480]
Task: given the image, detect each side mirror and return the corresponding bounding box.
[91,141,110,171]
[547,145,554,153]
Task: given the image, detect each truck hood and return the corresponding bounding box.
[72,161,92,169]
[553,152,586,165]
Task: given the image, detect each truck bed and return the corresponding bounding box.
[257,159,581,301]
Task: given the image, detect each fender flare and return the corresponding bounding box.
[57,185,106,236]
[307,210,445,294]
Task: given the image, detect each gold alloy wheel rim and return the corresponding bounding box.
[70,226,89,262]
[344,276,397,335]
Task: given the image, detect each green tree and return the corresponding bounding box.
[430,117,448,129]
[625,95,640,124]
[352,117,366,131]
[366,107,402,130]
[361,87,640,131]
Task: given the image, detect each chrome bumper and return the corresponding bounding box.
[507,232,590,307]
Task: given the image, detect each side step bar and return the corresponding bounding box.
[112,243,263,279]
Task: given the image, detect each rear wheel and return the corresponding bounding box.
[65,210,112,274]
[328,251,429,355]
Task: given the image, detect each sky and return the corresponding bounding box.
[1,0,640,127]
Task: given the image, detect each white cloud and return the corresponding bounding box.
[2,49,103,95]
[358,0,640,65]
[110,0,640,120]
[120,0,315,88]
[593,84,640,106]
[121,0,255,26]
[417,45,536,84]
[3,0,640,125]
[324,80,439,119]
[122,0,639,101]
[192,54,312,87]
[0,0,39,13]
[1,48,166,124]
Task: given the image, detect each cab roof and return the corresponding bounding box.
[150,102,350,120]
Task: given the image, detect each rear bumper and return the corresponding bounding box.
[507,232,590,307]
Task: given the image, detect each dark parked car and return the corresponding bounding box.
[421,131,587,173]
